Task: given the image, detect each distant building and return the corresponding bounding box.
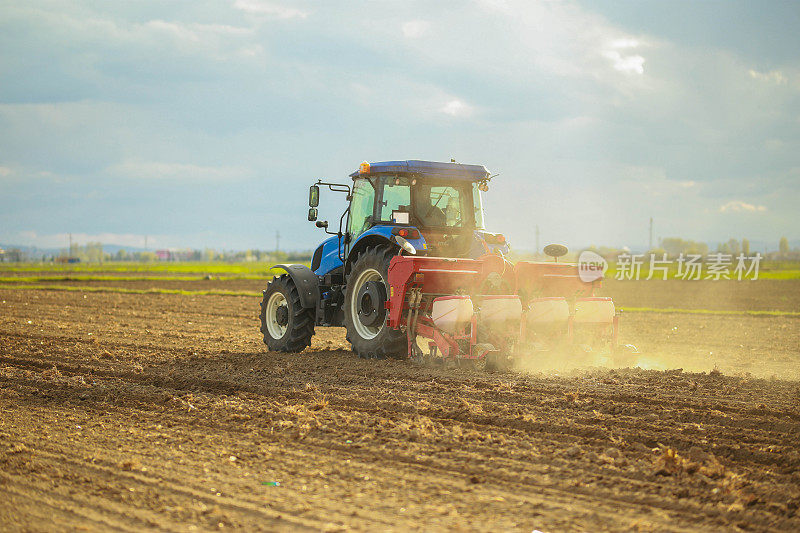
[1,248,26,262]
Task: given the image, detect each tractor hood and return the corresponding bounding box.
[349,160,490,182]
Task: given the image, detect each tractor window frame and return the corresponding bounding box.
[373,174,480,230]
[377,175,413,224]
[471,182,485,230]
[413,182,463,229]
[411,178,476,230]
[347,177,377,239]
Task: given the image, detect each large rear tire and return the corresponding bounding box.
[344,246,406,359]
[260,274,315,352]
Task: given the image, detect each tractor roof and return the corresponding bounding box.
[349,160,490,181]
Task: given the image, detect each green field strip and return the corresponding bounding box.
[0,274,274,283]
[622,306,800,317]
[0,284,261,297]
[0,262,308,275]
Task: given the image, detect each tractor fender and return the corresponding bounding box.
[345,235,394,275]
[345,227,427,274]
[273,264,319,309]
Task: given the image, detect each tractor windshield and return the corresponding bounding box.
[349,178,376,238]
[377,175,481,229]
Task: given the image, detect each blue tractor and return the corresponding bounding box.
[259,160,510,358]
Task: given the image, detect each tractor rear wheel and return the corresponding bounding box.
[260,274,315,352]
[344,246,406,359]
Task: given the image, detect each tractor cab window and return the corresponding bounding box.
[414,184,467,228]
[380,176,412,223]
[348,178,375,238]
[472,182,485,229]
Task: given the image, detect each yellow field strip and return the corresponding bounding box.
[2,284,798,318]
[621,306,800,317]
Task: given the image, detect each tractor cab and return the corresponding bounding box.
[308,160,509,279]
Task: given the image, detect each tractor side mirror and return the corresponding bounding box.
[308,208,318,221]
[315,220,329,229]
[309,185,320,207]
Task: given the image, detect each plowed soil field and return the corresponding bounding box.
[2,281,800,531]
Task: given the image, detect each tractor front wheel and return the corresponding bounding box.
[344,246,406,359]
[260,274,315,352]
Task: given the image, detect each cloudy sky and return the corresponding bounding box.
[1,0,798,252]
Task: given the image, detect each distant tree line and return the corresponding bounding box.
[516,237,798,263]
[647,236,798,260]
[110,248,312,263]
[657,238,709,256]
[1,244,312,263]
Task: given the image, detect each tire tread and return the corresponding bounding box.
[344,246,406,359]
[260,274,315,352]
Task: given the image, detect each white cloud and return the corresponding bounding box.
[440,99,473,117]
[143,20,253,41]
[602,49,645,74]
[6,10,260,72]
[133,20,257,61]
[237,44,264,58]
[233,0,308,19]
[619,165,665,185]
[748,69,787,84]
[610,38,641,50]
[144,20,201,43]
[469,0,650,82]
[602,39,645,74]
[719,200,767,213]
[342,75,478,121]
[401,20,430,39]
[108,160,251,181]
[0,166,57,180]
